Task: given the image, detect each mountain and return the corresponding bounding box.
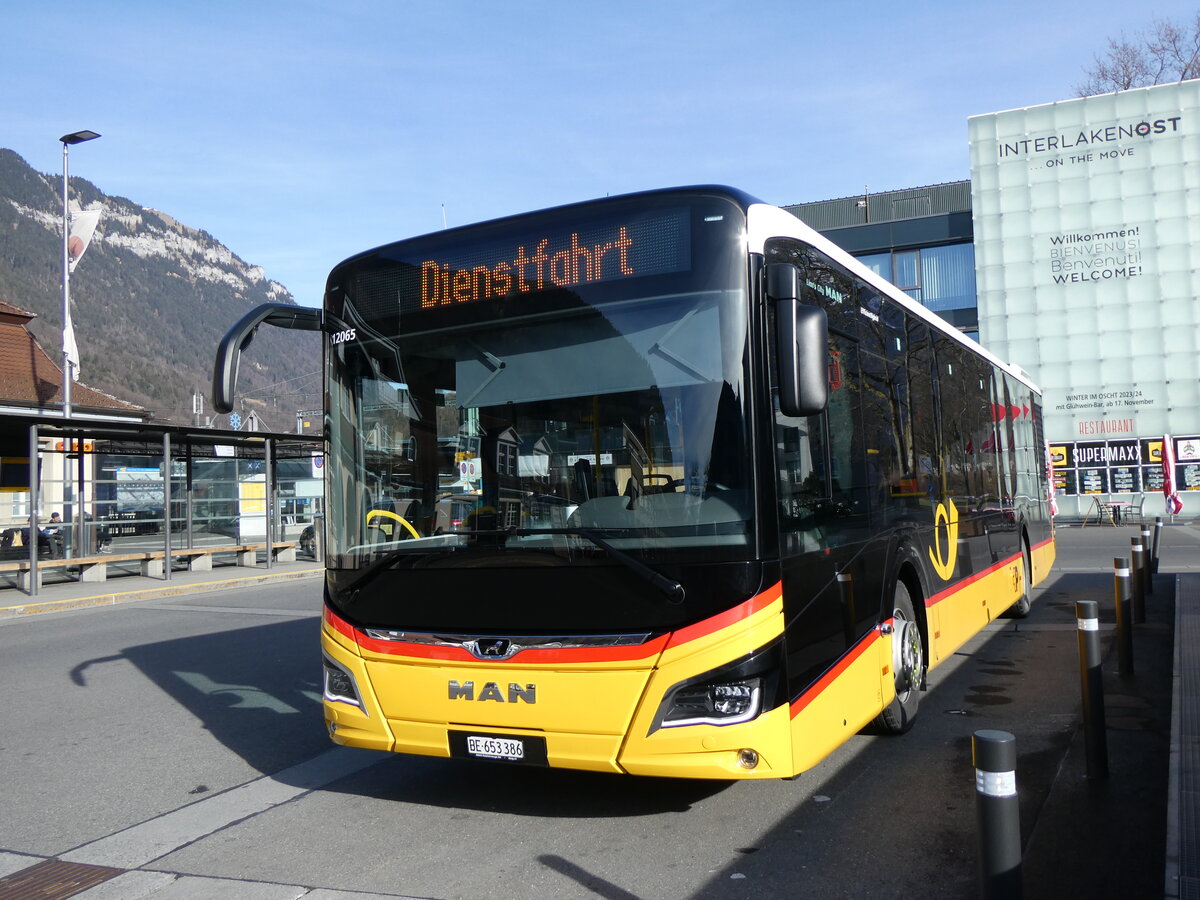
[0,148,321,430]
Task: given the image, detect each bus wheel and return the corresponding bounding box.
[878,581,923,734]
[1010,544,1033,618]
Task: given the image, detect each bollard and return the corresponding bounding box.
[1152,517,1163,575]
[1130,537,1146,625]
[974,730,1022,899]
[1075,599,1108,780]
[1113,557,1134,678]
[1142,520,1152,592]
[837,571,856,648]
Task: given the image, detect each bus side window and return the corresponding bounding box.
[774,334,867,537]
[774,403,829,527]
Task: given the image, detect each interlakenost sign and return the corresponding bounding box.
[969,80,1200,514]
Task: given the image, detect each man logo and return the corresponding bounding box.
[464,638,520,660]
[448,680,537,703]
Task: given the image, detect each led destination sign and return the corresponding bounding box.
[412,208,691,311]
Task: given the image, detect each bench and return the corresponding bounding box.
[0,551,164,591]
[171,542,297,570]
[0,541,297,591]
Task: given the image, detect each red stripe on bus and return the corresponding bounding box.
[787,533,1053,717]
[790,625,883,717]
[664,582,784,650]
[325,605,670,664]
[325,584,784,664]
[324,605,357,640]
[926,534,1054,608]
[355,633,671,664]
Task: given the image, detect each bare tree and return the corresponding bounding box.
[1076,12,1200,96]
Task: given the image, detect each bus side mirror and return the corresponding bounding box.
[767,264,829,418]
[212,303,324,414]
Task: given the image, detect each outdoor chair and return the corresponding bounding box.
[1126,493,1146,525]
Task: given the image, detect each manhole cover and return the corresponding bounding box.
[0,859,122,899]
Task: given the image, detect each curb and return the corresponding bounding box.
[0,567,323,619]
[1166,572,1182,898]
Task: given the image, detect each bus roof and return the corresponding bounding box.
[327,184,1040,395]
[745,200,1041,395]
[327,185,764,274]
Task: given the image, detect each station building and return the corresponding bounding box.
[788,78,1200,519]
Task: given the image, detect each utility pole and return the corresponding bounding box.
[60,129,101,417]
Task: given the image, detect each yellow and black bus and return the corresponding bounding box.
[214,186,1055,779]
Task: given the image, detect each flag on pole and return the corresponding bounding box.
[1163,434,1184,516]
[63,316,80,382]
[67,208,102,273]
[63,205,101,382]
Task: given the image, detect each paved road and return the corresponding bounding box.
[0,523,1194,898]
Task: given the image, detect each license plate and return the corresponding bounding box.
[448,730,548,766]
[467,735,524,760]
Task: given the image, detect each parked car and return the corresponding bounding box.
[299,524,316,557]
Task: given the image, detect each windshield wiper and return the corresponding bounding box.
[509,527,685,604]
[338,527,686,606]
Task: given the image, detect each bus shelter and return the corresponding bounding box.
[0,413,323,596]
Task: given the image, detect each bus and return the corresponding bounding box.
[213,186,1055,779]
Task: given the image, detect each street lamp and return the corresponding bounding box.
[60,129,101,418]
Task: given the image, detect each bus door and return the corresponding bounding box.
[775,334,880,697]
[857,299,939,590]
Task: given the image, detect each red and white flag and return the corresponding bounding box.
[63,206,102,381]
[67,208,102,273]
[1163,435,1184,516]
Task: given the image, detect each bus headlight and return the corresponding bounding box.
[650,639,784,733]
[660,678,763,728]
[323,654,365,712]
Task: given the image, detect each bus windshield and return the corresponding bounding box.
[325,196,754,573]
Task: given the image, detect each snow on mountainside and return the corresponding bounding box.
[0,149,320,428]
[8,197,292,302]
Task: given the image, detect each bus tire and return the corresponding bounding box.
[1010,542,1033,618]
[877,581,923,734]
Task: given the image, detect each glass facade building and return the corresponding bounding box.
[969,80,1200,519]
[786,78,1200,521]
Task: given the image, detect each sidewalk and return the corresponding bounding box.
[0,556,323,619]
[1167,572,1200,898]
[1000,520,1199,899]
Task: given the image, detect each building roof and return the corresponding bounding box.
[0,302,145,417]
[785,181,972,231]
[0,298,38,324]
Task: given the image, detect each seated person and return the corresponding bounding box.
[41,512,65,558]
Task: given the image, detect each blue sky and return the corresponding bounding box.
[4,1,1197,308]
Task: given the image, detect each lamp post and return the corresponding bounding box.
[60,129,101,419]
